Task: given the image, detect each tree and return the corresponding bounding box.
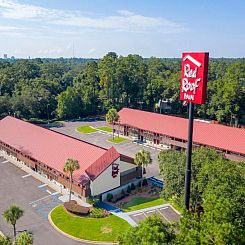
[56,86,83,119]
[63,158,80,201]
[3,205,24,240]
[106,108,119,139]
[158,150,186,206]
[15,231,33,245]
[0,236,12,245]
[134,149,152,189]
[118,214,176,245]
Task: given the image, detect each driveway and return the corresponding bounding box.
[51,121,162,179]
[0,157,101,245]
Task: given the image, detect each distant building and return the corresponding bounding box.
[3,54,7,59]
[11,56,15,60]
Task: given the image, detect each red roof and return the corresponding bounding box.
[86,147,120,181]
[118,108,245,155]
[0,116,120,183]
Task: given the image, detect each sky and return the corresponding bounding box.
[0,0,245,58]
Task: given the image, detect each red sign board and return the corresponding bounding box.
[180,52,209,104]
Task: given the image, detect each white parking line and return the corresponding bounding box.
[146,210,156,214]
[38,183,48,188]
[133,213,144,217]
[159,207,168,211]
[1,160,8,164]
[46,190,52,194]
[29,192,59,205]
[22,173,31,178]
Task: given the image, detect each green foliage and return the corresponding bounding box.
[126,185,131,193]
[87,196,100,206]
[15,231,33,245]
[107,193,113,202]
[123,197,165,212]
[56,86,83,119]
[3,205,24,239]
[0,56,244,125]
[130,183,135,190]
[142,178,148,186]
[89,208,108,218]
[50,205,130,242]
[159,147,245,244]
[0,237,12,245]
[106,108,119,139]
[63,158,80,201]
[118,214,176,245]
[135,149,152,189]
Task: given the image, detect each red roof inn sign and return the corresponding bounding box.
[180,52,209,105]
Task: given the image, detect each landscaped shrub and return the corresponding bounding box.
[130,183,136,190]
[89,208,109,218]
[142,179,148,186]
[87,196,100,206]
[64,201,90,216]
[107,193,113,202]
[111,192,129,203]
[127,185,131,194]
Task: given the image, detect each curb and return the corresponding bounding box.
[48,206,118,245]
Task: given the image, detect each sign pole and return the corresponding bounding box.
[184,102,194,210]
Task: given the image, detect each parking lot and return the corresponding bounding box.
[128,205,180,225]
[0,157,83,245]
[51,120,162,179]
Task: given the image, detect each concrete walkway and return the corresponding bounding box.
[0,151,91,207]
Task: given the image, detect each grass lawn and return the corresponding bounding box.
[97,126,113,133]
[50,205,130,242]
[107,136,128,144]
[76,125,98,134]
[123,197,166,212]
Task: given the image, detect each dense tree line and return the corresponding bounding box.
[0,54,244,125]
[119,148,245,244]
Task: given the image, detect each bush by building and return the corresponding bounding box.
[107,193,113,202]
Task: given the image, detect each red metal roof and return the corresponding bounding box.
[85,147,120,181]
[0,116,120,183]
[118,108,245,155]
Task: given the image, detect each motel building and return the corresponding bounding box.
[118,108,245,162]
[0,116,142,201]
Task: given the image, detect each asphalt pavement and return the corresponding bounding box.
[0,157,97,245]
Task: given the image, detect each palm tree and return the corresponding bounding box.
[106,108,119,139]
[0,236,12,245]
[15,231,33,245]
[63,158,80,202]
[134,149,152,189]
[3,205,24,240]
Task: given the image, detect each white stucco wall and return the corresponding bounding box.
[90,158,136,196]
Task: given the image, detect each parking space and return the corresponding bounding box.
[129,205,180,225]
[0,158,80,245]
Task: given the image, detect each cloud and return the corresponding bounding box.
[88,48,96,54]
[0,0,187,33]
[0,0,57,19]
[0,25,24,31]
